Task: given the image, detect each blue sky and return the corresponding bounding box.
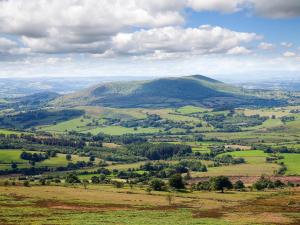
[0,0,299,81]
[187,10,300,45]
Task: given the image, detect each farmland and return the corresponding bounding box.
[1,96,300,224]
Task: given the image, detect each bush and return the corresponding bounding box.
[234,180,245,190]
[65,173,81,184]
[150,179,166,191]
[274,179,285,188]
[112,181,124,188]
[169,174,185,189]
[252,176,274,190]
[91,176,100,184]
[23,180,30,187]
[196,181,211,191]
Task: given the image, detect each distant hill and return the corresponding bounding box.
[52,75,284,109]
[0,92,60,111]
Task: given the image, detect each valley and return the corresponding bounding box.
[0,75,300,224]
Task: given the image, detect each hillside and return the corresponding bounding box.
[52,75,284,108]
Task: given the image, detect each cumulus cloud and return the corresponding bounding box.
[0,0,185,54]
[258,42,274,50]
[111,25,259,58]
[186,0,244,13]
[227,46,251,55]
[283,51,297,57]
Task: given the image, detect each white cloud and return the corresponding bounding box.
[283,51,297,57]
[111,25,259,58]
[258,42,274,50]
[281,42,293,48]
[187,0,244,13]
[227,46,251,55]
[0,0,185,54]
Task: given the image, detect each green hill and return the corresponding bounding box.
[52,75,284,108]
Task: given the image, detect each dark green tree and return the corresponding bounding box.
[210,176,233,193]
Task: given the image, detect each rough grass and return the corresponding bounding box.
[0,185,299,225]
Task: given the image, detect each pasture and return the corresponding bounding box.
[0,149,90,170]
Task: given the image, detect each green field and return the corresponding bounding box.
[279,153,300,175]
[0,150,90,170]
[85,126,161,135]
[176,105,208,114]
[219,150,300,175]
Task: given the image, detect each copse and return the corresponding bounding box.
[20,151,49,162]
[128,143,192,160]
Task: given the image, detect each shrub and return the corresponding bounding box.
[23,180,30,187]
[91,176,100,184]
[150,179,166,191]
[196,181,211,191]
[169,174,185,189]
[234,180,245,190]
[112,180,124,188]
[253,176,274,190]
[65,173,81,184]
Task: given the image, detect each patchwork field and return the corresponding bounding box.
[0,149,90,170]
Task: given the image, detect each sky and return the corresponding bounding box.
[0,0,300,81]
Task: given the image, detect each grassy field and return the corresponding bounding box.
[0,129,23,135]
[176,105,208,114]
[218,150,300,176]
[85,126,160,135]
[0,185,299,225]
[0,149,90,170]
[279,153,300,175]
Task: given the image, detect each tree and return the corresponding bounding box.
[210,176,233,193]
[233,180,245,190]
[169,174,185,189]
[89,155,95,162]
[150,179,165,191]
[11,162,18,169]
[91,176,100,184]
[66,154,72,161]
[65,173,81,184]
